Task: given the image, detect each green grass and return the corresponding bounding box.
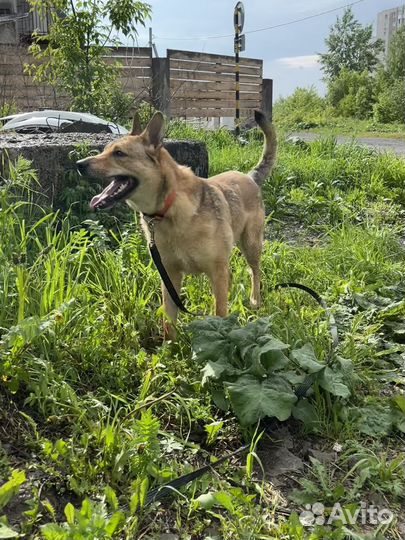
[294,117,405,139]
[1,126,405,539]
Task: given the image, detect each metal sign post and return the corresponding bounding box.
[234,1,245,137]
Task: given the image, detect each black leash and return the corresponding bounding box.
[140,217,339,505]
[274,282,339,351]
[145,443,250,505]
[145,216,192,314]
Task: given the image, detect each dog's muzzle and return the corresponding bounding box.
[89,175,139,210]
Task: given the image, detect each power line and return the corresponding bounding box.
[154,0,365,41]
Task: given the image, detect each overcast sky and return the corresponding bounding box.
[132,0,401,98]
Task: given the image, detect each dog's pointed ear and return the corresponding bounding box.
[144,111,165,148]
[130,112,142,135]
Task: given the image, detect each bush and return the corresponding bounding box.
[273,87,331,129]
[327,69,375,118]
[373,79,405,123]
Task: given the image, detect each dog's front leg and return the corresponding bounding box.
[209,263,229,317]
[162,269,183,340]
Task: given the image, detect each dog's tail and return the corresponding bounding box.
[249,110,277,186]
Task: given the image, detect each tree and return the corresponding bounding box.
[328,69,375,119]
[373,80,405,123]
[273,87,328,128]
[319,7,383,80]
[26,0,151,120]
[373,26,405,124]
[385,26,405,80]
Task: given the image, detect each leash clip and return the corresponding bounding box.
[143,215,157,246]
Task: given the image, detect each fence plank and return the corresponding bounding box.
[169,59,261,75]
[0,64,30,75]
[107,46,152,57]
[168,49,261,67]
[103,57,152,67]
[171,79,262,93]
[121,77,151,87]
[169,70,260,83]
[172,107,257,118]
[172,99,261,109]
[171,91,261,100]
[119,67,152,77]
[170,65,261,77]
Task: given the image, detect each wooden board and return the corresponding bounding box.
[171,107,257,118]
[2,86,55,98]
[169,69,260,83]
[171,90,261,100]
[108,46,152,57]
[120,77,151,86]
[0,54,31,66]
[120,67,152,78]
[0,64,30,75]
[169,59,261,76]
[168,49,262,67]
[103,56,152,67]
[172,99,261,109]
[171,80,262,93]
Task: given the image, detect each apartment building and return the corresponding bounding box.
[376,4,405,57]
[0,0,50,44]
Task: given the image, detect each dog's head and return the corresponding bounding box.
[77,112,165,213]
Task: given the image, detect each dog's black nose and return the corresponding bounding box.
[76,160,88,176]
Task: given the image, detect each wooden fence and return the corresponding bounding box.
[102,46,152,103]
[168,49,264,118]
[0,45,272,120]
[0,44,63,110]
[0,45,153,111]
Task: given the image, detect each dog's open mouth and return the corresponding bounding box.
[90,175,139,210]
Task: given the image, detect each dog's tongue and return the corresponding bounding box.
[89,180,117,210]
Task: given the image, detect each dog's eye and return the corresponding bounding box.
[114,150,126,157]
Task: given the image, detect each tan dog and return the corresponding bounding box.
[77,111,277,338]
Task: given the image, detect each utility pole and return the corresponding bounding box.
[149,27,159,58]
[234,2,245,137]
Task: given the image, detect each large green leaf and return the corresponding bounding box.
[226,375,297,425]
[229,318,289,374]
[210,387,229,411]
[282,371,306,386]
[292,399,318,427]
[348,403,394,437]
[0,523,19,539]
[229,318,287,356]
[189,316,239,363]
[258,345,290,372]
[318,366,350,398]
[291,344,325,373]
[0,470,26,511]
[201,357,239,384]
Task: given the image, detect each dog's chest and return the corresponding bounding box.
[158,231,205,272]
[148,223,208,273]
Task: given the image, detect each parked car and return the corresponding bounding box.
[0,110,128,134]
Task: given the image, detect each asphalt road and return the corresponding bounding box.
[292,132,405,158]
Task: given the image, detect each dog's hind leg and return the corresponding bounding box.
[162,268,183,340]
[239,216,264,309]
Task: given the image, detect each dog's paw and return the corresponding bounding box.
[163,321,177,341]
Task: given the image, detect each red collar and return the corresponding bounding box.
[145,192,177,220]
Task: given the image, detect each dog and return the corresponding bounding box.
[77,110,277,339]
